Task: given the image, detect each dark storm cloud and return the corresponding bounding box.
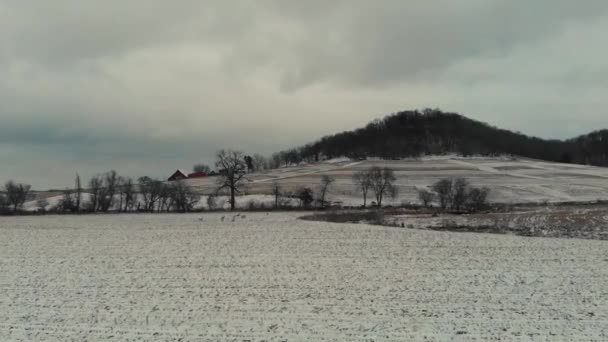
[1,1,608,188]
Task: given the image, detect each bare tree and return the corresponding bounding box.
[215,150,248,211]
[467,187,490,211]
[252,154,269,172]
[169,181,200,212]
[352,170,373,207]
[452,177,469,211]
[88,176,103,212]
[296,186,314,208]
[432,178,453,210]
[270,153,282,169]
[98,170,118,212]
[59,189,76,212]
[116,177,125,212]
[139,176,163,212]
[158,183,172,212]
[271,181,281,209]
[75,173,82,212]
[116,176,126,212]
[369,167,398,208]
[431,177,490,212]
[418,189,435,208]
[318,175,335,208]
[4,180,31,212]
[244,155,254,173]
[119,177,136,212]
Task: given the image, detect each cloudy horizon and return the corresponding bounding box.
[2,1,608,189]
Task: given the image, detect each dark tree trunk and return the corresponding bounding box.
[230,186,236,211]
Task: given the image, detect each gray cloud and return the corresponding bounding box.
[1,1,608,188]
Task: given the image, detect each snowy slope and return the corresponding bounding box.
[25,157,608,210]
[187,156,608,205]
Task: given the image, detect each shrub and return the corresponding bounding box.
[467,187,490,211]
[452,177,469,211]
[296,187,314,208]
[431,178,490,212]
[432,179,453,209]
[417,189,435,208]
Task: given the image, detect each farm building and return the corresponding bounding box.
[188,171,208,178]
[167,170,188,181]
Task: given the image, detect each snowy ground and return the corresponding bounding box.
[185,156,608,205]
[1,213,608,340]
[26,157,608,211]
[387,205,608,240]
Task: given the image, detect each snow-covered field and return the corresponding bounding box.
[26,157,608,210]
[185,156,608,205]
[1,213,607,340]
[388,205,608,240]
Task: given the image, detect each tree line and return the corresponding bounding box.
[1,148,490,215]
[0,149,280,215]
[419,178,490,212]
[351,168,489,211]
[269,109,608,167]
[0,174,202,215]
[193,153,271,175]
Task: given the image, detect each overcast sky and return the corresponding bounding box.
[2,1,608,189]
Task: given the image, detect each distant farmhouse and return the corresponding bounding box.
[167,170,210,181]
[167,170,188,181]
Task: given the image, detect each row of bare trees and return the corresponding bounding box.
[212,154,402,210]
[57,171,133,213]
[138,176,200,212]
[212,150,490,212]
[194,153,270,176]
[212,150,326,210]
[0,149,250,214]
[351,168,490,211]
[51,171,200,213]
[2,146,490,214]
[352,167,398,207]
[213,150,342,210]
[418,177,490,211]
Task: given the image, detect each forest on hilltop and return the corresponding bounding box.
[271,109,608,167]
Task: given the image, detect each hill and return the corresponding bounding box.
[272,109,608,167]
[181,156,608,206]
[25,156,608,210]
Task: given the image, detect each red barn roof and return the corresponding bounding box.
[188,171,208,178]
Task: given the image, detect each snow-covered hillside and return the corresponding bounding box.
[25,156,608,210]
[186,156,608,205]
